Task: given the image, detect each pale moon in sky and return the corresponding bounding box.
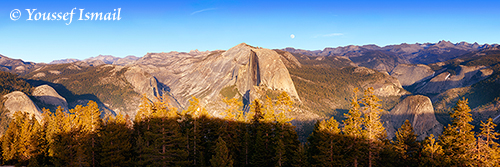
[290,34,295,39]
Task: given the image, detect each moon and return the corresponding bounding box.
[290,34,295,39]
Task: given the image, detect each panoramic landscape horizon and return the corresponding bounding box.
[1,0,500,166]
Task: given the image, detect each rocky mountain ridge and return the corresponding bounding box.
[283,41,499,72]
[49,55,140,66]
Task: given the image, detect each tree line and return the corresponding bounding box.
[1,89,499,166]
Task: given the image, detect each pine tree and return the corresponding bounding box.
[222,97,243,121]
[250,99,275,166]
[274,134,286,167]
[250,100,263,125]
[360,87,386,167]
[275,91,294,125]
[439,98,476,166]
[77,101,102,133]
[49,105,88,166]
[420,134,444,166]
[210,137,233,167]
[222,96,248,167]
[308,117,345,167]
[241,122,252,166]
[135,94,153,123]
[99,114,132,167]
[393,120,420,166]
[262,96,276,123]
[1,111,44,165]
[292,143,309,167]
[282,124,303,167]
[475,118,500,166]
[182,97,209,166]
[134,95,188,166]
[26,114,46,166]
[76,101,102,167]
[274,92,295,167]
[342,88,365,167]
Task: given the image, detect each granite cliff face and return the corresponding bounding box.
[32,85,69,112]
[132,43,300,113]
[15,43,304,119]
[386,95,443,140]
[3,91,43,121]
[23,63,180,117]
[123,66,182,115]
[124,66,163,102]
[390,64,435,86]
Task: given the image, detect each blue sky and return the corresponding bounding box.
[1,0,499,63]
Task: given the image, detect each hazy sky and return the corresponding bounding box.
[1,0,499,63]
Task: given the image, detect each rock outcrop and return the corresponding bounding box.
[390,64,435,86]
[132,43,300,113]
[32,85,69,112]
[3,91,43,121]
[123,66,182,112]
[386,95,443,140]
[124,66,163,101]
[471,100,500,124]
[356,67,409,97]
[414,65,493,94]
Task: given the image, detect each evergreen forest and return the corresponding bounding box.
[1,89,499,167]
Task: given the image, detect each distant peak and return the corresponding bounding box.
[189,49,201,54]
[438,40,452,44]
[234,42,258,49]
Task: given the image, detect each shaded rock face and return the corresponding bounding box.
[273,49,302,68]
[414,65,493,94]
[356,67,409,97]
[132,43,300,113]
[123,66,181,113]
[124,66,163,101]
[32,85,69,112]
[386,95,443,140]
[390,64,435,86]
[472,100,500,124]
[3,91,43,122]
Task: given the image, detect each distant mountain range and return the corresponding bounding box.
[50,55,140,66]
[283,40,499,72]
